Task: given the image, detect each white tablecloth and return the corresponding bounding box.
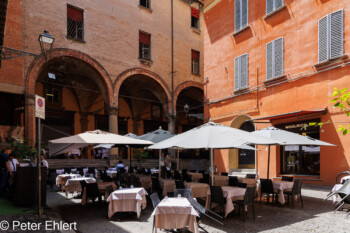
[107,188,148,218]
[56,169,64,175]
[65,177,96,195]
[151,168,159,174]
[106,170,118,178]
[187,172,203,182]
[159,179,175,196]
[206,186,246,217]
[184,182,209,199]
[213,175,228,186]
[83,168,98,178]
[272,181,294,204]
[56,174,81,186]
[151,197,199,233]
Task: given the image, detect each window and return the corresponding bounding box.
[234,0,248,32]
[318,10,344,63]
[266,37,283,80]
[266,0,284,15]
[278,119,321,175]
[191,50,200,75]
[139,31,151,60]
[67,5,84,41]
[46,86,61,104]
[191,7,200,30]
[140,0,150,9]
[234,54,248,91]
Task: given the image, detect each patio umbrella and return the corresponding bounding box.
[48,130,153,156]
[149,121,279,184]
[139,127,176,178]
[252,126,336,179]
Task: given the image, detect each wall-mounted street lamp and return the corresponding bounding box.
[38,30,54,61]
[184,104,189,115]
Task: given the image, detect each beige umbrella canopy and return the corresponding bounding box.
[48,130,153,156]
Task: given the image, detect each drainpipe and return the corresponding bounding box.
[171,0,175,132]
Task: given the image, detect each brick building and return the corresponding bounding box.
[204,0,350,185]
[0,0,205,157]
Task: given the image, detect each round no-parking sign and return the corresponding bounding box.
[35,95,45,119]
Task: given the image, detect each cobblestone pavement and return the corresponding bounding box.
[45,184,349,233]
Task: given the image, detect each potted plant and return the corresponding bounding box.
[10,139,37,166]
[132,148,149,168]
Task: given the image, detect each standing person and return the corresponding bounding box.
[0,148,12,196]
[115,160,125,172]
[160,153,166,178]
[8,153,19,173]
[41,155,49,168]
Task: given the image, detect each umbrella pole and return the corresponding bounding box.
[129,148,132,172]
[159,150,161,178]
[267,145,270,179]
[177,149,179,171]
[210,148,214,186]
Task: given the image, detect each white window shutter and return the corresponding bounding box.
[266,41,273,80]
[266,0,274,15]
[234,56,240,90]
[274,37,283,77]
[235,0,241,31]
[318,15,329,63]
[275,0,284,9]
[240,54,248,88]
[330,9,343,59]
[242,0,248,28]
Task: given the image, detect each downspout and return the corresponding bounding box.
[171,0,175,132]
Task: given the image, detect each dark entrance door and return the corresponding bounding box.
[42,111,74,144]
[238,121,255,167]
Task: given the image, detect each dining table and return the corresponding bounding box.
[151,197,199,233]
[213,175,228,186]
[238,177,257,188]
[106,187,148,219]
[187,172,203,182]
[272,180,294,204]
[184,182,209,199]
[159,178,176,196]
[56,173,81,187]
[65,177,96,196]
[206,186,246,218]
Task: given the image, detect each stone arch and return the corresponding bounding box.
[25,48,114,106]
[229,114,256,170]
[174,81,204,110]
[113,68,171,108]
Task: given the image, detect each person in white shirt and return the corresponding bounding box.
[9,154,19,173]
[41,155,49,168]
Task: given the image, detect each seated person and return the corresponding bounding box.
[115,160,125,172]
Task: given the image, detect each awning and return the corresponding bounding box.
[250,109,327,122]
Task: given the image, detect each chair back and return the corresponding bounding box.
[86,183,100,198]
[174,171,182,180]
[187,195,206,214]
[150,193,161,209]
[175,180,185,189]
[243,187,256,205]
[131,175,141,187]
[210,186,225,204]
[246,174,256,179]
[292,179,303,194]
[88,167,95,174]
[201,173,210,184]
[282,176,294,182]
[166,170,172,179]
[228,176,239,186]
[80,180,87,196]
[64,168,71,174]
[260,179,274,193]
[151,177,162,194]
[106,185,115,197]
[221,172,228,176]
[337,180,350,195]
[237,182,247,188]
[85,173,94,178]
[174,189,192,198]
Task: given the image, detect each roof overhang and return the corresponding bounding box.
[250,109,327,123]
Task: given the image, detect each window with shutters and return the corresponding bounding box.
[266,37,284,80]
[139,31,151,60]
[140,0,151,9]
[191,7,200,30]
[266,0,284,16]
[234,54,249,91]
[67,5,84,41]
[234,0,248,32]
[318,10,344,63]
[191,50,200,75]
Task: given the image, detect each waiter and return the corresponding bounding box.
[0,148,12,196]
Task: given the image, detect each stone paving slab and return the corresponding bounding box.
[45,185,350,233]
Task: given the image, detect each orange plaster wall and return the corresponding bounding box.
[204,0,350,185]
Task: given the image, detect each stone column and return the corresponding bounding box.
[167,113,175,134]
[80,112,89,132]
[107,106,119,165]
[25,94,36,145]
